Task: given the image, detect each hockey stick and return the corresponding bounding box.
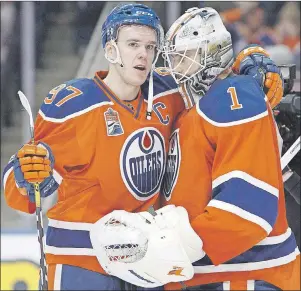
[281,136,301,170]
[17,90,48,291]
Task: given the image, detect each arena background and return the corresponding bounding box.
[1,1,300,290]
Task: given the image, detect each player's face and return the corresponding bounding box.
[116,25,157,86]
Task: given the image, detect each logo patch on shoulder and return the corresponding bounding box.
[120,128,166,201]
[104,108,124,136]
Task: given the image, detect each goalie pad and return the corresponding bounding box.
[89,210,194,288]
[154,205,205,263]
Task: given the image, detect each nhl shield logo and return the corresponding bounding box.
[161,129,181,201]
[104,108,124,136]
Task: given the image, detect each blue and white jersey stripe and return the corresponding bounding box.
[46,219,94,256]
[46,218,299,275]
[193,228,299,273]
[210,171,279,234]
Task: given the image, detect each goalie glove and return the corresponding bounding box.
[154,205,205,263]
[89,209,194,288]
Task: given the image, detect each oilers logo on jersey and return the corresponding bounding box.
[104,108,124,136]
[161,129,181,201]
[120,128,166,200]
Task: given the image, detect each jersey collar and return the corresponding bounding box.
[93,71,144,118]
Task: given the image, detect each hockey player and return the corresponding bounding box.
[160,7,300,291]
[2,3,286,291]
[2,4,185,290]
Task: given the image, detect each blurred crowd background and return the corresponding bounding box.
[1,1,300,233]
[1,1,300,127]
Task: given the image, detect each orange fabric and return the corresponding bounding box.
[5,173,36,213]
[3,70,185,275]
[192,208,268,265]
[230,280,247,290]
[162,83,299,290]
[46,254,104,274]
[47,264,56,291]
[164,109,288,262]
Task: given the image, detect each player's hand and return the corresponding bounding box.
[17,143,51,182]
[12,142,59,202]
[232,45,284,109]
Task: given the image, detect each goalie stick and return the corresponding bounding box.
[17,91,48,291]
[281,136,301,170]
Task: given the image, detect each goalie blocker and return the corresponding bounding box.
[89,205,204,288]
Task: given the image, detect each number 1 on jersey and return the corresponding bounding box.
[227,87,243,110]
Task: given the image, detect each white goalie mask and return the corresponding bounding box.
[162,7,234,109]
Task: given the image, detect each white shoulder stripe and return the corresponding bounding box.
[208,200,273,234]
[196,106,268,127]
[39,101,114,123]
[212,170,279,198]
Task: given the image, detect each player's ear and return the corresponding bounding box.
[105,41,117,61]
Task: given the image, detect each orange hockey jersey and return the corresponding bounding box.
[3,70,184,274]
[162,75,300,290]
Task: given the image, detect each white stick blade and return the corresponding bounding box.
[17,90,35,131]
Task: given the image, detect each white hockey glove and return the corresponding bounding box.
[154,205,205,263]
[89,209,194,288]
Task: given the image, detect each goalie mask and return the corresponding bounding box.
[162,7,234,109]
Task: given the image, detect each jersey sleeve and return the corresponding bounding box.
[3,78,100,213]
[192,76,283,265]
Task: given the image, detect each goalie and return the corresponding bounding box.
[2,3,288,291]
[160,7,300,291]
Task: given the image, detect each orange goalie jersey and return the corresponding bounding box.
[3,70,184,274]
[162,75,300,290]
